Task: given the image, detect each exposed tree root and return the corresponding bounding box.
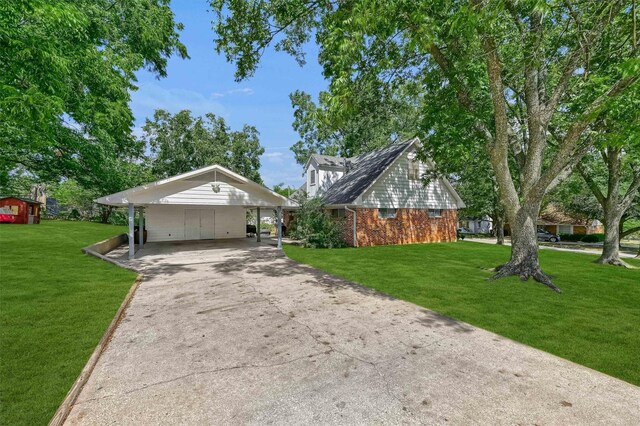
[491,262,562,293]
[595,257,635,269]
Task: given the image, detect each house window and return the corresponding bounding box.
[428,209,442,217]
[408,160,420,181]
[310,170,316,186]
[558,224,572,234]
[331,209,345,219]
[378,208,397,219]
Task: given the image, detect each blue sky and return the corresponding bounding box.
[130,2,328,189]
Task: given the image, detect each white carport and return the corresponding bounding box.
[96,165,297,259]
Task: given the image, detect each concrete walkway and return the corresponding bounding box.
[66,240,640,425]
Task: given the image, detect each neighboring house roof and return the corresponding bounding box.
[538,204,597,226]
[308,154,348,168]
[322,139,416,205]
[0,196,42,204]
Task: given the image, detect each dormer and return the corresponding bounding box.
[304,154,347,197]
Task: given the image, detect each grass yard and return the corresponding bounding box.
[0,221,137,426]
[284,242,640,386]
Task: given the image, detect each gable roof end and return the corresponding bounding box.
[95,164,297,207]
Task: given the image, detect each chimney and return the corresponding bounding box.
[344,159,352,173]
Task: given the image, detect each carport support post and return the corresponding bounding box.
[128,203,135,260]
[256,207,261,243]
[138,207,144,248]
[277,206,282,249]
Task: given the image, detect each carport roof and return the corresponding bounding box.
[96,164,298,208]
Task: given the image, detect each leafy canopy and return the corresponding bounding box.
[0,0,187,189]
[142,109,266,183]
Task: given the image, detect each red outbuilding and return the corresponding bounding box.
[0,197,42,224]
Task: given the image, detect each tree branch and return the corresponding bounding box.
[621,169,640,210]
[535,75,639,194]
[576,163,607,206]
[543,1,626,121]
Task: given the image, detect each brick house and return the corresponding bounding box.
[298,138,465,247]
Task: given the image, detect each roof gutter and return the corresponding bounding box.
[344,206,357,247]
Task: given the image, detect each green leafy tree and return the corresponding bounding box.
[290,79,420,165]
[575,126,640,265]
[0,0,188,187]
[273,182,297,198]
[212,0,639,292]
[289,197,345,248]
[143,109,265,182]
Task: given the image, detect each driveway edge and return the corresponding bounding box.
[49,274,143,426]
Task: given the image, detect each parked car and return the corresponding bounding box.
[537,229,560,242]
[456,227,472,240]
[0,206,16,223]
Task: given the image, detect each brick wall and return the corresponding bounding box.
[340,208,458,247]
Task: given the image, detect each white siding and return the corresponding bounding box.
[145,205,246,242]
[318,169,344,193]
[361,149,459,209]
[306,163,319,197]
[306,160,344,197]
[132,181,283,207]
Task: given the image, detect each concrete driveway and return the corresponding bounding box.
[66,240,640,425]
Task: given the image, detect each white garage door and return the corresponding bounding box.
[145,205,246,242]
[184,209,215,240]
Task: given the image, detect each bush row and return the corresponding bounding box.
[559,233,605,243]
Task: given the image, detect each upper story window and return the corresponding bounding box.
[408,160,420,181]
[310,170,316,186]
[378,208,397,219]
[428,208,442,217]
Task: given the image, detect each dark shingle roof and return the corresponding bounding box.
[309,154,347,168]
[322,139,414,205]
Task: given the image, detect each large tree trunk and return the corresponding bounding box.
[494,215,505,245]
[492,203,561,292]
[578,147,638,268]
[597,206,629,267]
[100,206,113,224]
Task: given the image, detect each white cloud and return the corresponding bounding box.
[227,87,254,95]
[211,92,225,98]
[261,151,285,166]
[130,82,226,123]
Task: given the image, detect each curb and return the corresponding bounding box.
[81,234,138,271]
[48,274,143,426]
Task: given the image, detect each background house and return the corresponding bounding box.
[458,216,493,233]
[537,205,603,235]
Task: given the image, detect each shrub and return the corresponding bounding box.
[581,233,605,243]
[559,233,584,242]
[289,197,346,248]
[558,233,605,243]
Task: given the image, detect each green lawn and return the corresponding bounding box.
[0,221,137,426]
[284,242,640,386]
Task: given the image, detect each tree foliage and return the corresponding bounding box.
[289,197,346,248]
[0,0,187,218]
[272,182,297,197]
[143,109,265,182]
[289,78,421,165]
[211,0,640,291]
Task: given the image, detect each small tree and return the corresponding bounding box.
[289,197,345,248]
